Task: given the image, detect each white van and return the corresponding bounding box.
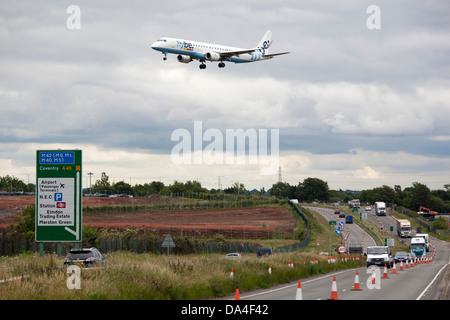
[365,246,392,268]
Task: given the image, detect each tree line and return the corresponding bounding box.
[359,182,450,213]
[2,173,450,213]
[85,172,246,196]
[267,179,450,213]
[0,175,34,193]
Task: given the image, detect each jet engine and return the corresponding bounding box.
[205,52,221,61]
[177,55,193,63]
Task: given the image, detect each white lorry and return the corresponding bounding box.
[410,237,426,258]
[396,219,412,238]
[375,202,386,216]
[415,233,430,252]
[365,246,393,268]
[351,199,360,208]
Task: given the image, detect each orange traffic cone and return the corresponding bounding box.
[399,259,404,271]
[268,264,272,275]
[392,261,397,274]
[351,270,363,291]
[405,259,409,269]
[382,264,389,279]
[327,275,340,300]
[371,267,376,284]
[235,288,240,300]
[230,267,234,279]
[295,280,303,300]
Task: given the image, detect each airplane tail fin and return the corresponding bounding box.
[257,30,272,52]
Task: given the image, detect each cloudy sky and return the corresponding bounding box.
[1,0,449,191]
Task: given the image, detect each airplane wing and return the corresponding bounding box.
[219,48,259,57]
[262,52,290,58]
[218,48,290,59]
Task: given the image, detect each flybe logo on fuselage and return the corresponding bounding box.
[176,40,194,51]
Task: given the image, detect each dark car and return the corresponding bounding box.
[393,251,408,263]
[63,247,106,267]
[257,247,273,257]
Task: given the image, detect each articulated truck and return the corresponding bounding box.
[396,219,412,238]
[375,202,386,216]
[410,237,426,258]
[415,233,430,252]
[348,199,360,208]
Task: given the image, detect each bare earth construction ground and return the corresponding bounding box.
[0,196,296,237]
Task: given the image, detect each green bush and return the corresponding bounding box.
[82,224,99,243]
[14,205,35,240]
[433,217,448,230]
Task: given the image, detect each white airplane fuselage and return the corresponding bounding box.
[151,31,289,69]
[152,38,269,63]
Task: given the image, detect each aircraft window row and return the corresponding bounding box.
[197,45,230,51]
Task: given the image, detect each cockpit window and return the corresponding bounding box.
[157,39,167,42]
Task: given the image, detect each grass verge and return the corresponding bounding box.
[0,251,365,300]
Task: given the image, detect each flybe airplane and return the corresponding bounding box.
[151,30,289,69]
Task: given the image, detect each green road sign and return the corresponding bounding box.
[36,150,82,242]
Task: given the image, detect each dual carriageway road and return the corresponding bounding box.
[231,205,449,300]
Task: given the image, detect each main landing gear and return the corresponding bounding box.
[199,62,225,69]
[162,52,167,61]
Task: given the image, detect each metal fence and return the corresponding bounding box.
[0,233,260,257]
[275,201,310,253]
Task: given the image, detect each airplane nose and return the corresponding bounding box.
[151,41,157,49]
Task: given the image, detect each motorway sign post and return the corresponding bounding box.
[385,238,395,247]
[36,150,82,243]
